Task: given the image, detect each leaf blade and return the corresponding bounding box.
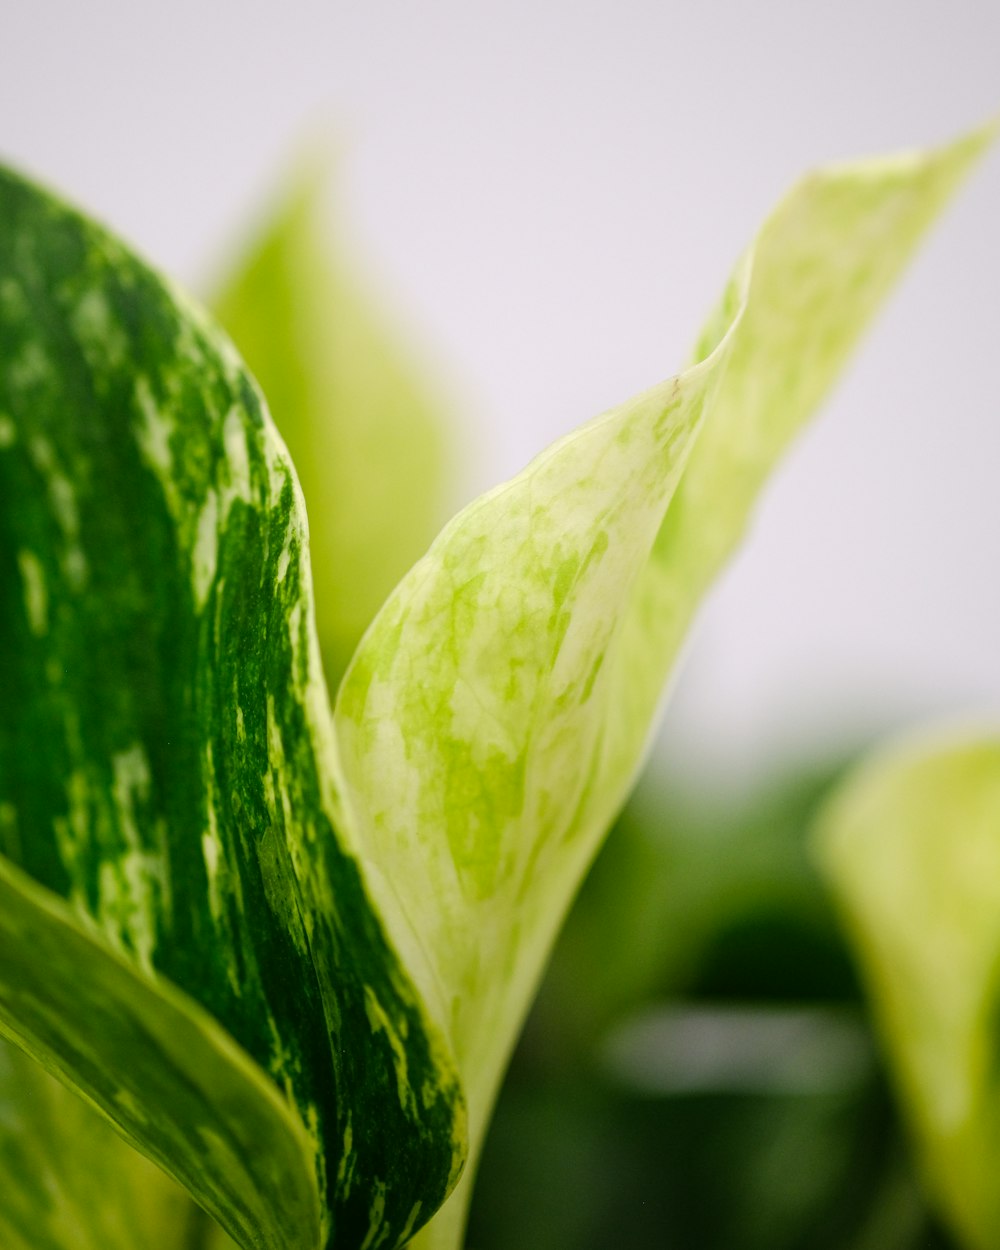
[0,165,464,1249]
[0,855,318,1249]
[333,126,993,1246]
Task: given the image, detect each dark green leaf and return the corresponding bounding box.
[0,166,464,1250]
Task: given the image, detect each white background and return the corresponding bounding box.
[3,1,998,791]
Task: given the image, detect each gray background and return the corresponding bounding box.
[3,1,998,790]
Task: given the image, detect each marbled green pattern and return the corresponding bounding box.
[818,735,1000,1250]
[333,127,994,1248]
[0,167,464,1249]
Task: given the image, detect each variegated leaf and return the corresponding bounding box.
[332,126,994,1248]
[0,166,464,1250]
[0,855,316,1249]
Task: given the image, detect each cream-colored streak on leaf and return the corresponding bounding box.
[333,126,994,1248]
[816,734,1000,1250]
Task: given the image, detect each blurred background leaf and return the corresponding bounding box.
[818,736,1000,1250]
[0,1037,236,1250]
[212,156,455,689]
[468,758,962,1250]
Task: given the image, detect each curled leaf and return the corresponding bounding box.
[333,126,994,1246]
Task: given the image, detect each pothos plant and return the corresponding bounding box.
[0,124,992,1250]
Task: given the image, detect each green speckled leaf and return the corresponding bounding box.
[816,735,1000,1250]
[0,167,464,1249]
[212,160,452,689]
[333,127,993,1248]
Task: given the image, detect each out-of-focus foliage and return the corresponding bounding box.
[212,161,454,688]
[469,764,960,1250]
[818,735,1000,1250]
[0,1041,220,1250]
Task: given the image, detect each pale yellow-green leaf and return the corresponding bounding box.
[0,1036,211,1250]
[333,126,994,1248]
[816,733,1000,1250]
[212,159,452,688]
